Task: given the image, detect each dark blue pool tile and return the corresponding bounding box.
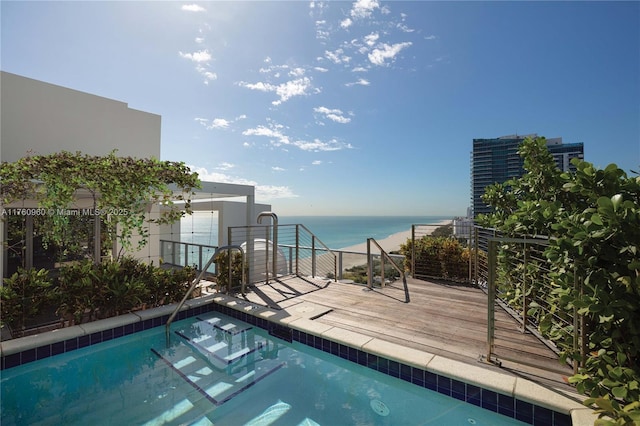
[357,350,367,366]
[533,405,553,426]
[466,384,482,407]
[366,353,378,370]
[112,325,124,338]
[338,344,348,359]
[497,393,515,418]
[388,360,400,378]
[322,338,331,352]
[481,389,498,412]
[330,340,339,356]
[102,328,114,342]
[411,367,425,387]
[451,378,466,401]
[90,332,103,345]
[65,337,79,351]
[554,412,572,426]
[77,335,91,349]
[515,399,534,424]
[4,352,21,369]
[123,323,135,335]
[425,371,438,391]
[400,363,412,382]
[437,375,452,396]
[52,341,65,356]
[21,348,36,364]
[133,322,144,333]
[348,347,358,363]
[36,344,51,360]
[377,357,389,374]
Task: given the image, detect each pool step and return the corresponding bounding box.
[152,314,285,407]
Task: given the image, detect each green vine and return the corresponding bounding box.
[1,151,201,259]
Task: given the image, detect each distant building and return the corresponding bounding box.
[470,134,584,217]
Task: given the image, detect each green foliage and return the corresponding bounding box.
[400,236,470,282]
[214,250,245,292]
[0,268,52,336]
[480,136,640,423]
[0,151,200,258]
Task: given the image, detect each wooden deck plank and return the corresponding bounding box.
[235,274,574,388]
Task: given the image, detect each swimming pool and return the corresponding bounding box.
[1,311,531,425]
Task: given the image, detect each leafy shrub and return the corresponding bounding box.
[0,268,52,336]
[400,236,469,282]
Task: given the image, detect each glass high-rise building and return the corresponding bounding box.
[471,134,584,217]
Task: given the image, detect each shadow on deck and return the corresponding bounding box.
[235,274,575,391]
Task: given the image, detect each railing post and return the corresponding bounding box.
[522,242,528,333]
[486,239,497,363]
[367,238,373,289]
[199,245,203,272]
[338,252,343,280]
[311,235,316,278]
[411,225,416,278]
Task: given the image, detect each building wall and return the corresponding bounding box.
[1,72,162,277]
[0,71,160,163]
[471,134,584,217]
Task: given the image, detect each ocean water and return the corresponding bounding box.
[179,214,451,250]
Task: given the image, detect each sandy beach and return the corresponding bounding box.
[335,219,452,272]
[338,219,452,253]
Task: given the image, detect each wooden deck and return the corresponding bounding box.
[234,274,575,391]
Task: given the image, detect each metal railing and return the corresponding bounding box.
[160,240,217,273]
[227,223,337,285]
[366,238,409,302]
[479,232,582,374]
[165,244,243,347]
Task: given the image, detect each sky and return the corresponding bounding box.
[2,1,639,217]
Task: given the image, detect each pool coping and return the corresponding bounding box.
[0,294,598,425]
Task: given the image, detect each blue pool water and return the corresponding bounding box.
[1,312,527,425]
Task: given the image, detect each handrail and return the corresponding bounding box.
[165,244,244,347]
[366,238,410,303]
[257,212,278,283]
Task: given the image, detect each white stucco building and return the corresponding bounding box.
[0,71,266,279]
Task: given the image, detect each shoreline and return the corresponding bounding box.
[334,219,452,272]
[337,219,452,253]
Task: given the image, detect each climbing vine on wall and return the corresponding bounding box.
[0,151,201,260]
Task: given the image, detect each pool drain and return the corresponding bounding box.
[370,399,390,416]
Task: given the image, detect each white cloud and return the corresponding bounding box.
[314,67,329,72]
[350,0,379,19]
[179,49,211,63]
[216,162,235,170]
[239,78,314,105]
[243,121,352,152]
[211,118,230,129]
[340,18,353,29]
[368,42,412,66]
[272,166,285,172]
[314,106,352,124]
[345,78,370,86]
[351,66,368,72]
[425,35,437,40]
[188,165,297,200]
[312,160,323,165]
[196,115,245,130]
[181,4,206,12]
[364,32,379,46]
[324,49,351,64]
[289,67,306,77]
[195,37,205,44]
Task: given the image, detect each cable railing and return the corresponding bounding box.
[227,223,337,285]
[366,238,409,302]
[159,239,217,274]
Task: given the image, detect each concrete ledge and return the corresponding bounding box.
[287,318,334,335]
[79,313,140,335]
[514,377,585,413]
[1,326,85,356]
[425,355,516,396]
[362,338,435,369]
[321,326,373,348]
[570,408,599,426]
